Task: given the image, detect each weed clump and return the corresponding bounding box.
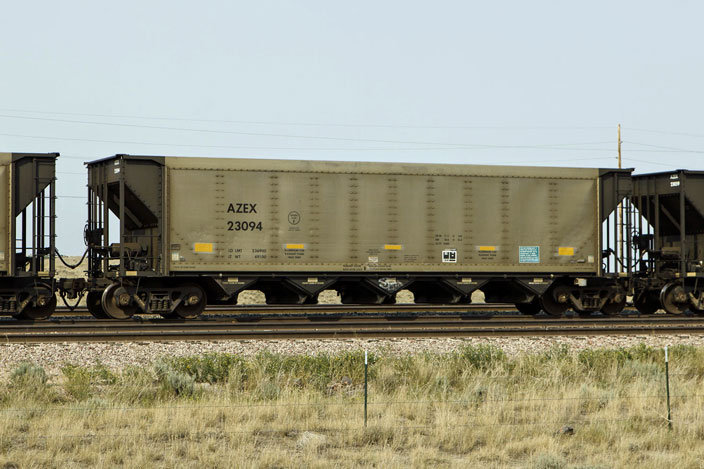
[164,371,196,397]
[10,362,47,386]
[164,353,245,384]
[456,344,506,370]
[164,350,374,393]
[61,363,117,401]
[247,350,373,392]
[577,344,660,371]
[62,365,91,400]
[8,363,52,401]
[255,378,281,401]
[532,453,566,469]
[154,360,196,397]
[111,366,158,405]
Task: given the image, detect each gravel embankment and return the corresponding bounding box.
[0,335,701,376]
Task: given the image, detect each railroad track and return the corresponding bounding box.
[1,314,704,343]
[51,303,518,317]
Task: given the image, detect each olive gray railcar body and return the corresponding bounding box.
[0,152,57,319]
[631,170,704,315]
[85,154,632,319]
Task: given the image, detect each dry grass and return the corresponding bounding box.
[0,344,702,467]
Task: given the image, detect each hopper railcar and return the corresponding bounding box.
[630,170,704,315]
[0,152,58,319]
[81,154,633,320]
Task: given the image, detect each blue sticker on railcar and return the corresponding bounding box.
[519,246,540,263]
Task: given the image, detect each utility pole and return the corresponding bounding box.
[617,124,622,169]
[617,124,622,271]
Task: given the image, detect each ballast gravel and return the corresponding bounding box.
[0,335,702,376]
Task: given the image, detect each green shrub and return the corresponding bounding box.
[61,364,118,401]
[541,344,571,362]
[619,360,662,381]
[577,344,660,371]
[455,345,506,370]
[10,363,47,386]
[246,350,374,392]
[154,360,196,397]
[88,363,118,385]
[255,379,281,401]
[164,353,245,384]
[669,344,698,360]
[162,370,196,397]
[154,360,172,381]
[61,365,92,400]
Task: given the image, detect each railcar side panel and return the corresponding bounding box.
[165,159,600,274]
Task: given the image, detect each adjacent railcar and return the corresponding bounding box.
[631,170,704,314]
[0,152,57,319]
[83,154,632,319]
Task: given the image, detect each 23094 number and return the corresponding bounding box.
[227,221,263,231]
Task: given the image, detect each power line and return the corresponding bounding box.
[626,127,704,140]
[0,114,616,149]
[3,109,701,155]
[3,130,701,156]
[0,114,586,147]
[0,131,618,152]
[0,108,613,131]
[624,140,704,154]
[622,157,689,167]
[481,157,615,165]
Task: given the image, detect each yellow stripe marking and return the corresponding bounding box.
[478,246,496,252]
[384,244,403,250]
[558,247,575,256]
[286,243,305,250]
[194,243,213,253]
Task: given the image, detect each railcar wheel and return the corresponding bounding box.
[660,283,688,315]
[538,286,570,317]
[101,283,136,320]
[601,296,626,316]
[172,284,207,319]
[14,287,57,320]
[515,300,541,315]
[634,292,659,315]
[86,291,110,319]
[689,294,704,315]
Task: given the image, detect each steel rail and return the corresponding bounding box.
[1,315,704,343]
[51,303,517,316]
[4,314,704,327]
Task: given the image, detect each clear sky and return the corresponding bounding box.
[1,1,702,253]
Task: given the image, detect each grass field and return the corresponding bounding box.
[0,344,702,468]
